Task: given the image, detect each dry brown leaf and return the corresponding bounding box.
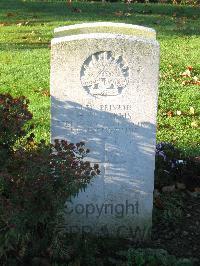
[114,11,123,17]
[42,90,50,97]
[167,111,173,117]
[6,12,16,17]
[154,197,164,210]
[187,66,193,71]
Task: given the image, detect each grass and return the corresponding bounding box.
[0,0,199,156]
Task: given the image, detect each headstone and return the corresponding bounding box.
[50,22,159,240]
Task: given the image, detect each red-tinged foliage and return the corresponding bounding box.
[180,66,200,86]
[0,93,33,155]
[0,93,99,264]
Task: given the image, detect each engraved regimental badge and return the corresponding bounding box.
[80,51,129,96]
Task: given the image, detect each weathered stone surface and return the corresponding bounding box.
[54,22,156,39]
[50,23,159,239]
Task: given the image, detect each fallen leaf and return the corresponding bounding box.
[182,78,200,86]
[114,11,123,17]
[6,12,16,17]
[124,12,131,17]
[189,107,195,115]
[154,197,164,209]
[176,182,186,190]
[187,66,193,71]
[167,111,173,117]
[192,76,200,85]
[181,69,191,77]
[193,156,200,163]
[162,185,176,193]
[191,121,198,128]
[42,90,50,97]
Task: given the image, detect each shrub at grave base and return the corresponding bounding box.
[0,93,99,265]
[126,248,194,266]
[0,94,32,150]
[155,142,200,191]
[155,142,184,189]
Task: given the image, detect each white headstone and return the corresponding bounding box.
[50,22,159,240]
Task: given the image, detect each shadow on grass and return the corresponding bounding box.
[1,1,199,17]
[0,42,50,51]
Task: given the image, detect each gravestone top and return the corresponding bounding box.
[54,22,156,39]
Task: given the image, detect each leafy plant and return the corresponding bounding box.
[126,248,194,266]
[155,142,200,191]
[0,93,33,166]
[153,191,183,226]
[155,142,185,188]
[0,93,99,265]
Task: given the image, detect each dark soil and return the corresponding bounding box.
[92,191,200,265]
[152,191,200,261]
[150,156,200,263]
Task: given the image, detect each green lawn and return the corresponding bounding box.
[0,0,199,156]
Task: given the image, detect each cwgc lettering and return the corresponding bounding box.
[50,22,159,239]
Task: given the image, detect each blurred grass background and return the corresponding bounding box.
[0,0,199,155]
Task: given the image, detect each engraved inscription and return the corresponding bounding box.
[80,51,129,96]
